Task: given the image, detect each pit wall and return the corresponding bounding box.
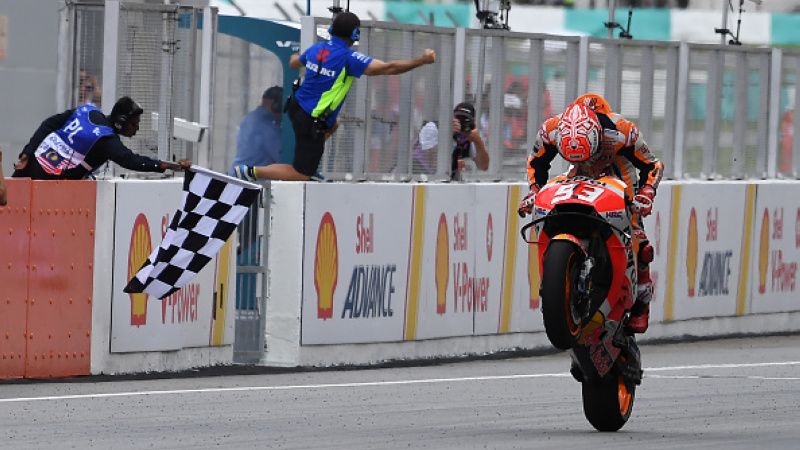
[264,180,800,367]
[0,179,235,379]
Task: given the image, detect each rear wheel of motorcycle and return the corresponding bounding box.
[540,240,583,350]
[582,374,635,432]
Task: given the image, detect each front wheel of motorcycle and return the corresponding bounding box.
[540,240,583,350]
[582,374,635,432]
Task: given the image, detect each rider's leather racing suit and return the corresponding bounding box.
[525,100,664,332]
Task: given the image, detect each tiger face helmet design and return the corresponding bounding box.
[556,103,601,163]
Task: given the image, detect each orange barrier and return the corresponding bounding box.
[0,179,32,379]
[0,180,95,379]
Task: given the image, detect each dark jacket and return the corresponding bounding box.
[13,108,164,180]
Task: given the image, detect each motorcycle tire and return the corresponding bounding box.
[540,240,583,350]
[581,374,635,432]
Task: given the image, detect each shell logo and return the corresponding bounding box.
[686,207,698,297]
[435,213,449,315]
[527,227,540,309]
[758,209,770,294]
[486,214,494,262]
[314,212,338,320]
[128,213,152,326]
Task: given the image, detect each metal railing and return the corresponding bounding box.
[299,18,800,182]
[62,1,215,173]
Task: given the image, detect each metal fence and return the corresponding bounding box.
[64,1,214,174]
[304,18,800,182]
[211,33,284,174]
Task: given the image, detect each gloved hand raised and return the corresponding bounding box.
[633,184,656,217]
[518,185,540,218]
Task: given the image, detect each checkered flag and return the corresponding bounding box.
[124,165,261,299]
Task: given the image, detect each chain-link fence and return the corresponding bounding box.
[304,18,800,182]
[72,4,105,108]
[211,34,283,174]
[779,51,800,178]
[66,2,213,176]
[208,31,283,361]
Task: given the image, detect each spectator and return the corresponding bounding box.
[12,97,190,180]
[79,69,102,106]
[412,120,439,174]
[228,86,283,176]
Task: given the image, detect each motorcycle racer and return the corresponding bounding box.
[518,94,664,333]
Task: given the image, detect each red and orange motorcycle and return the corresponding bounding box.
[521,174,643,432]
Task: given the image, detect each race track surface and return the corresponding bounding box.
[2,335,799,449]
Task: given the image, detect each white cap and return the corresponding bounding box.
[504,93,522,109]
[419,122,439,150]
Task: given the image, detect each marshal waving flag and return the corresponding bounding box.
[124,165,261,299]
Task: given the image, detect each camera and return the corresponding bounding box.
[453,102,476,136]
[457,115,474,134]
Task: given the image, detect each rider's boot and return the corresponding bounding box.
[627,301,650,334]
[627,236,654,334]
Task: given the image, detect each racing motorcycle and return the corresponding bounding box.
[520,174,643,432]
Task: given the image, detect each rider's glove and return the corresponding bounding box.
[633,184,656,217]
[518,185,540,218]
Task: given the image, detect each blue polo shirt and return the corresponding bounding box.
[295,36,373,127]
[228,106,282,175]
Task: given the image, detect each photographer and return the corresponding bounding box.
[412,102,490,180]
[450,102,489,181]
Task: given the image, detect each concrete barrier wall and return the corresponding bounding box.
[3,179,800,377]
[93,179,236,375]
[0,179,236,379]
[263,180,800,367]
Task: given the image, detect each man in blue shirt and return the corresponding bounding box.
[234,11,436,181]
[228,86,283,176]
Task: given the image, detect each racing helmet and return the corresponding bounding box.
[556,103,602,164]
[574,93,612,116]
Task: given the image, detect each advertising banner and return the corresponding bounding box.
[414,185,488,339]
[750,183,800,314]
[667,183,747,320]
[111,181,234,352]
[301,184,412,345]
[463,185,508,335]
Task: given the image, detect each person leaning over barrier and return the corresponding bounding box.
[0,146,8,205]
[233,11,437,182]
[12,97,190,180]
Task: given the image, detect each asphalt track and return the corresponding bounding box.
[1,334,799,449]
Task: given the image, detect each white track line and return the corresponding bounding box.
[645,361,800,372]
[0,360,797,404]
